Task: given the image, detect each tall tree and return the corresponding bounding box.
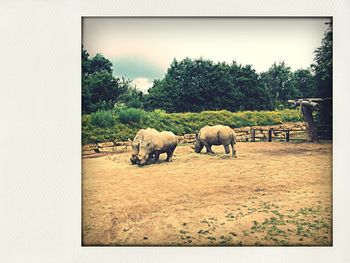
[293,69,316,98]
[233,64,274,111]
[81,46,129,114]
[119,80,145,109]
[260,61,301,107]
[312,22,332,99]
[82,47,91,77]
[89,53,113,75]
[311,21,332,137]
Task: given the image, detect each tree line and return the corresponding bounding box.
[82,49,144,114]
[82,22,332,124]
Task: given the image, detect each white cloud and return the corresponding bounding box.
[132,78,153,92]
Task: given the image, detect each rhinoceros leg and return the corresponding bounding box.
[206,145,215,154]
[165,146,176,162]
[231,141,237,158]
[165,151,172,162]
[224,145,230,154]
[202,141,214,154]
[154,151,160,163]
[147,153,154,163]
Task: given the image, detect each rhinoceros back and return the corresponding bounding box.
[154,131,178,152]
[199,125,235,145]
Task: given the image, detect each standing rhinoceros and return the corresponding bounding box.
[193,125,237,157]
[130,128,158,164]
[137,130,178,165]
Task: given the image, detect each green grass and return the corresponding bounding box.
[82,108,303,144]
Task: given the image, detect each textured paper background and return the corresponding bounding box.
[1,0,350,262]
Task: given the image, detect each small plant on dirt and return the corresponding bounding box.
[198,229,210,235]
[225,212,235,219]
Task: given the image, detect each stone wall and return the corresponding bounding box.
[82,122,306,156]
[82,141,131,156]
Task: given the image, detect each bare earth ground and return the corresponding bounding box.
[82,142,332,246]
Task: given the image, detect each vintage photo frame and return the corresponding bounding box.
[1,0,350,262]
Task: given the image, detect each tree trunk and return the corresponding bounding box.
[301,105,319,142]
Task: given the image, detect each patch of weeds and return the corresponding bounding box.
[251,220,265,232]
[84,225,93,231]
[250,215,289,244]
[247,207,257,214]
[262,202,271,210]
[255,205,331,245]
[276,239,288,246]
[271,210,284,219]
[267,225,287,238]
[219,235,233,245]
[243,230,250,236]
[225,213,235,219]
[198,229,210,235]
[219,240,228,245]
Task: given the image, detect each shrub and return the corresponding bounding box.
[82,108,303,144]
[91,110,116,128]
[279,109,303,123]
[118,108,144,125]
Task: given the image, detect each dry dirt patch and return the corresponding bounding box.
[82,142,332,246]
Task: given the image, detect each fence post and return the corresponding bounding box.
[251,129,255,142]
[268,129,272,142]
[286,130,290,142]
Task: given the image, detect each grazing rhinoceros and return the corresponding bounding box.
[137,130,178,165]
[193,125,237,157]
[130,128,158,164]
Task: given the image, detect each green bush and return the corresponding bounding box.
[82,108,303,144]
[279,109,303,123]
[118,108,144,125]
[91,110,116,128]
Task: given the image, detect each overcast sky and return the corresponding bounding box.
[82,17,330,92]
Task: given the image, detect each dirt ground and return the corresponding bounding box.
[82,142,332,246]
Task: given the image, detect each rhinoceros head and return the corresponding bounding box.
[138,140,154,165]
[194,138,204,153]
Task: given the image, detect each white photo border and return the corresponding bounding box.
[1,0,350,262]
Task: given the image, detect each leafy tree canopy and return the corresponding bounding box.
[311,21,333,134]
[260,61,301,106]
[82,46,138,113]
[144,58,275,112]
